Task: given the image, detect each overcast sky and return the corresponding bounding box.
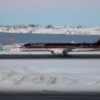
[0,0,100,26]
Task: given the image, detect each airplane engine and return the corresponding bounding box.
[51,49,65,55]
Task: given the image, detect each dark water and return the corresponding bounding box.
[0,33,100,45]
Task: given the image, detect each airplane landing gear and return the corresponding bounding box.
[51,50,68,56]
[62,50,69,56]
[63,51,67,56]
[51,51,54,54]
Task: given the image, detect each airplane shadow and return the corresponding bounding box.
[0,54,100,59]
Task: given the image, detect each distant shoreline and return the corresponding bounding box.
[0,24,100,35]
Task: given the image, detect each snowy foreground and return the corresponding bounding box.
[0,24,100,35]
[0,53,100,93]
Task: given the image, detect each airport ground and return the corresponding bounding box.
[0,52,100,99]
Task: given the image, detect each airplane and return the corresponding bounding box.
[0,33,100,56]
[20,39,100,56]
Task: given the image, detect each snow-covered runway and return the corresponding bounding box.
[0,55,100,93]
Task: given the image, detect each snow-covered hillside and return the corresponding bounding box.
[0,24,100,35]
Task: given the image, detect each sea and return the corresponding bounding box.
[0,33,100,45]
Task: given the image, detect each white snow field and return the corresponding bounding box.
[0,56,100,93]
[0,24,100,35]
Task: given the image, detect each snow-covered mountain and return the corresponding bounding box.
[0,24,100,35]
